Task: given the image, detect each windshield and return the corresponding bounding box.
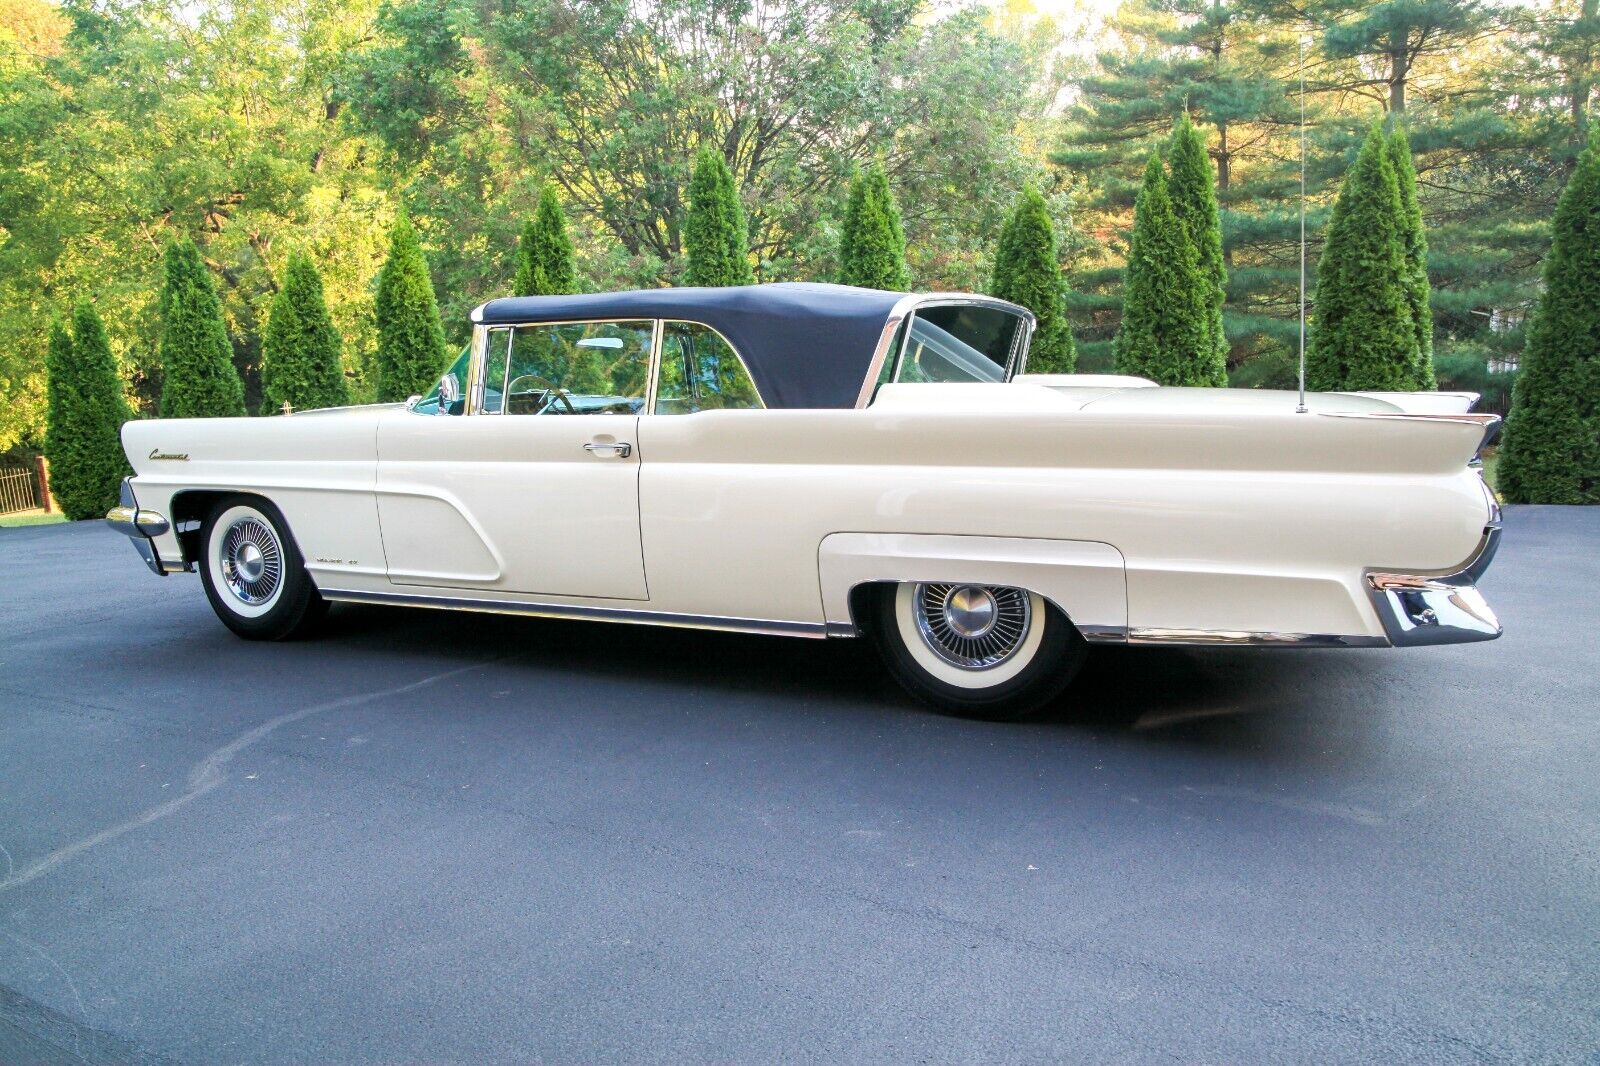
[410,346,471,415]
[890,304,1024,385]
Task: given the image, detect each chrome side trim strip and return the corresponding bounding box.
[1077,624,1130,645]
[1126,628,1388,648]
[319,588,832,639]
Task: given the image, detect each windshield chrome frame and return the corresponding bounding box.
[853,294,1036,409]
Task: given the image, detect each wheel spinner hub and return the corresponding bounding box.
[913,583,1031,670]
[220,517,283,606]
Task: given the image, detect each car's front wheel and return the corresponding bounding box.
[199,496,327,640]
[869,582,1086,720]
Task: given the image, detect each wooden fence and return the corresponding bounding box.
[0,459,48,515]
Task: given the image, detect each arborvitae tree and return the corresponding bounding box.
[515,182,579,296]
[1387,124,1436,389]
[990,185,1076,372]
[45,303,132,520]
[1165,112,1229,385]
[1497,126,1600,504]
[1114,154,1213,384]
[683,149,754,287]
[838,163,911,291]
[158,240,246,418]
[1305,124,1416,392]
[261,253,349,413]
[375,210,450,403]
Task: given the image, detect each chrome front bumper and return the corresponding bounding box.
[106,478,173,576]
[1365,520,1502,647]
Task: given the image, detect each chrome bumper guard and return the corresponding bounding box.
[105,478,172,576]
[1366,520,1502,647]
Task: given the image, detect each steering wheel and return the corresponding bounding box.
[505,373,576,415]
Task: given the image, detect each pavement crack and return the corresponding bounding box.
[0,659,506,895]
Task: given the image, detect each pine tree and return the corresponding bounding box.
[1497,126,1600,504]
[1387,124,1436,389]
[261,253,349,413]
[515,182,579,296]
[838,163,911,291]
[1305,124,1417,392]
[990,185,1076,372]
[1114,154,1213,384]
[158,240,247,418]
[45,302,132,520]
[683,149,754,287]
[375,210,450,403]
[1165,112,1229,385]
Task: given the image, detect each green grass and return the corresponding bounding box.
[1481,448,1500,496]
[0,510,68,527]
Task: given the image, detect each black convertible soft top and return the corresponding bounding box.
[473,283,905,409]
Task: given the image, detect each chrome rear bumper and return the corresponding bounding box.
[1366,520,1502,647]
[105,478,172,576]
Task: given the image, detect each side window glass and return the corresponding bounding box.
[497,320,653,415]
[653,322,763,414]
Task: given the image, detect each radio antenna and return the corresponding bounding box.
[1296,34,1309,414]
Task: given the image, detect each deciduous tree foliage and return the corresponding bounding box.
[990,186,1075,373]
[262,254,349,413]
[1497,127,1600,504]
[515,183,580,296]
[159,240,246,419]
[1114,155,1213,384]
[838,164,911,291]
[375,211,449,403]
[45,303,130,520]
[1305,125,1416,392]
[684,150,754,287]
[1387,124,1436,390]
[1165,112,1229,385]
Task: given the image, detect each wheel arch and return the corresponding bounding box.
[171,489,299,566]
[819,533,1128,644]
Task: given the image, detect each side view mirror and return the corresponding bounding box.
[436,372,460,415]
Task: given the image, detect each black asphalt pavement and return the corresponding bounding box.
[1,507,1596,1063]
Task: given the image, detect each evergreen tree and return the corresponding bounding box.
[261,253,349,413]
[515,182,580,296]
[158,239,247,418]
[1387,124,1436,389]
[838,163,911,291]
[1114,154,1213,384]
[990,185,1076,373]
[45,302,131,520]
[375,210,450,403]
[683,149,754,287]
[1305,124,1416,392]
[1165,112,1229,385]
[1497,126,1600,504]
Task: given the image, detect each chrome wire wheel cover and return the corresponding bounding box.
[912,583,1032,670]
[219,516,283,606]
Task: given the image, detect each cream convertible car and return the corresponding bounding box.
[108,283,1502,719]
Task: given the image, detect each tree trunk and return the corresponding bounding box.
[1389,37,1408,113]
[1569,0,1598,143]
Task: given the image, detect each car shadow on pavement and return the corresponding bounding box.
[317,601,1371,762]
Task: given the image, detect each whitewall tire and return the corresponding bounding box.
[199,496,327,640]
[870,582,1086,720]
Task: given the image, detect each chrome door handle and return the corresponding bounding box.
[583,441,633,459]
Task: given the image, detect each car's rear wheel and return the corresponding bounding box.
[869,581,1086,720]
[199,496,327,640]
